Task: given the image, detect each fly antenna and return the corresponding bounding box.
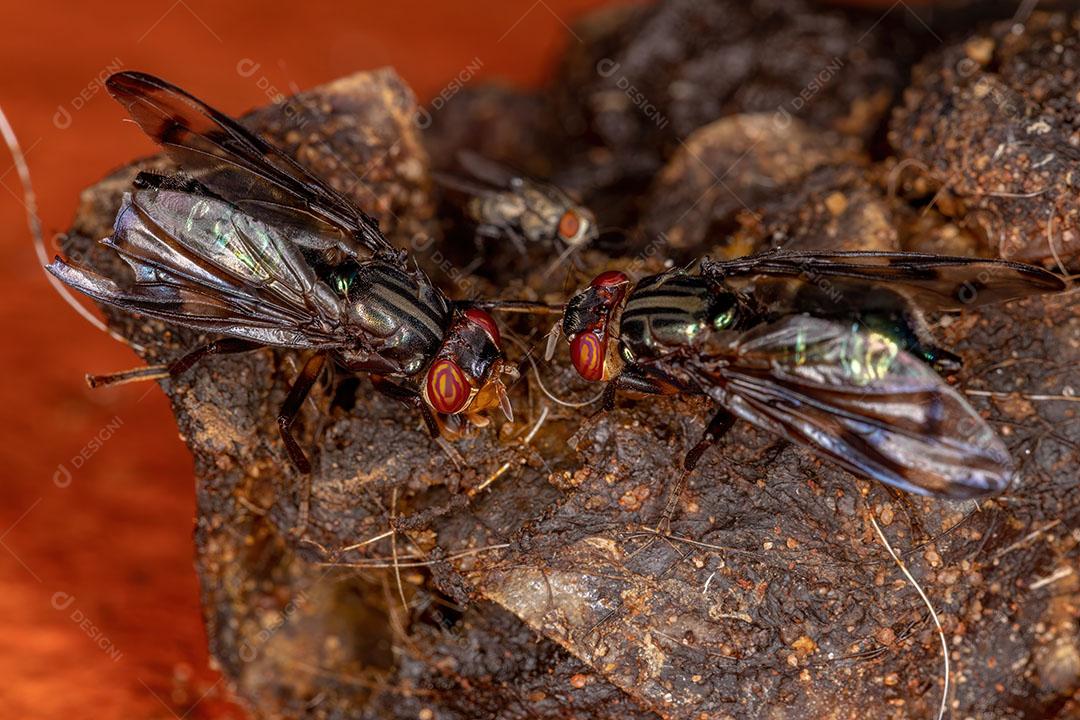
[540,241,581,282]
[457,299,564,315]
[503,332,603,408]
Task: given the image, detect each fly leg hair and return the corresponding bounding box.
[86,338,265,388]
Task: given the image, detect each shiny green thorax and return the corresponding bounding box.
[618,271,741,361]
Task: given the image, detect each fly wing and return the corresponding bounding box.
[430,169,502,198]
[47,186,350,349]
[105,71,401,263]
[455,150,521,189]
[702,251,1065,311]
[687,315,1014,498]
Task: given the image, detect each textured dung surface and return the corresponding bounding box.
[539,0,910,232]
[639,114,891,259]
[889,11,1080,266]
[64,13,1080,720]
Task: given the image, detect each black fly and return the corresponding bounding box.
[47,72,517,473]
[548,250,1066,499]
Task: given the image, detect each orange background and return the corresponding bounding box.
[0,2,630,717]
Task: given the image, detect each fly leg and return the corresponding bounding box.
[652,408,737,535]
[477,222,528,256]
[87,338,264,388]
[505,226,529,256]
[464,225,500,275]
[600,364,684,412]
[467,224,528,272]
[278,353,327,475]
[684,407,737,471]
[370,376,441,438]
[570,365,673,450]
[915,343,963,374]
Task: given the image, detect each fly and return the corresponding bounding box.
[435,151,598,276]
[548,250,1066,499]
[47,72,520,474]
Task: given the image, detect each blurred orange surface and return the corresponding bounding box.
[0,1,629,717]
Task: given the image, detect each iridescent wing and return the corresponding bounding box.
[105,71,402,264]
[702,250,1065,311]
[47,183,350,349]
[685,315,1014,498]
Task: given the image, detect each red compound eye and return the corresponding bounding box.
[570,332,605,381]
[591,270,629,288]
[425,359,470,414]
[464,308,500,345]
[557,210,581,241]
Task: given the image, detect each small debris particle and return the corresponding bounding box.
[570,673,589,689]
[925,549,942,567]
[1026,120,1052,135]
[939,568,961,585]
[876,627,897,646]
[884,672,900,687]
[824,192,848,216]
[792,635,817,656]
[617,485,651,511]
[964,37,995,65]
